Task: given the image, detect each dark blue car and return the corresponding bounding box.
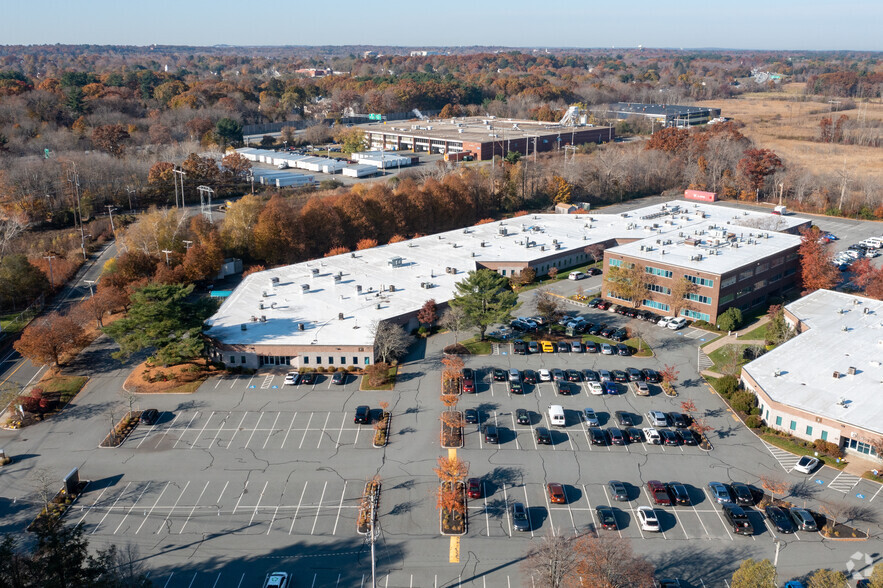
[603,381,618,395]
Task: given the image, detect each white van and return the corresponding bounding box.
[568,271,586,281]
[548,404,566,427]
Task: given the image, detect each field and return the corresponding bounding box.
[698,83,883,181]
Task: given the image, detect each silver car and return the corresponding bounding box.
[708,481,732,504]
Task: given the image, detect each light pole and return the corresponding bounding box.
[126,187,135,211]
[84,279,95,298]
[183,240,193,250]
[162,249,173,266]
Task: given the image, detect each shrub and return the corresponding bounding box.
[337,366,347,372]
[716,307,743,331]
[814,439,844,458]
[717,375,740,398]
[417,326,429,337]
[316,366,326,373]
[749,407,761,416]
[745,415,763,428]
[731,391,757,414]
[346,365,356,372]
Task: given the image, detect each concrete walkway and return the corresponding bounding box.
[700,314,771,355]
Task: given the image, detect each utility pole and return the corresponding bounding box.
[183,240,193,250]
[106,205,117,238]
[198,185,214,223]
[126,187,135,211]
[162,249,173,266]
[173,168,187,208]
[84,279,95,298]
[67,168,87,260]
[43,255,55,288]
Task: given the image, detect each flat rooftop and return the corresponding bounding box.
[205,200,802,348]
[606,103,718,116]
[357,116,612,144]
[744,290,883,436]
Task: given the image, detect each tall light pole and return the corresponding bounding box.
[84,279,96,298]
[43,255,55,288]
[106,205,117,238]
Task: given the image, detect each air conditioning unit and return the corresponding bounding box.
[833,371,840,379]
[848,366,856,375]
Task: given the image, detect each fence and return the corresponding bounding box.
[0,293,45,344]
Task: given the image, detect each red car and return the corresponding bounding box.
[547,483,567,504]
[467,478,482,499]
[597,300,611,310]
[647,480,671,506]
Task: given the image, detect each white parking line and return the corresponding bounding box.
[262,412,281,449]
[502,484,512,537]
[290,481,308,535]
[135,481,170,534]
[173,412,199,448]
[180,481,210,534]
[190,411,215,449]
[601,485,623,539]
[244,413,265,449]
[335,413,347,448]
[689,501,711,538]
[482,484,490,536]
[92,483,131,534]
[115,482,151,534]
[871,483,883,503]
[249,481,269,526]
[298,413,314,449]
[208,412,230,448]
[281,412,298,449]
[136,413,166,448]
[227,412,249,449]
[216,481,228,505]
[541,484,556,537]
[156,481,190,534]
[702,489,734,541]
[332,481,347,535]
[76,487,109,526]
[317,412,331,448]
[231,481,249,516]
[311,481,328,535]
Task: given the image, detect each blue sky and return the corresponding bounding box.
[2,0,880,50]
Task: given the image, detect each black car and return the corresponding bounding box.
[623,308,639,318]
[516,408,531,425]
[557,341,570,353]
[595,505,618,530]
[588,297,602,307]
[625,428,644,443]
[724,504,754,535]
[660,429,681,446]
[614,411,634,427]
[676,429,698,446]
[584,341,599,353]
[600,326,617,338]
[464,409,479,424]
[626,367,644,382]
[730,482,755,506]
[668,412,689,428]
[566,369,582,382]
[140,409,159,425]
[484,425,499,444]
[535,426,553,445]
[331,371,346,385]
[616,343,631,356]
[609,427,626,445]
[587,267,602,276]
[354,405,371,424]
[611,370,629,383]
[765,505,796,533]
[666,482,691,506]
[301,372,317,385]
[493,368,507,382]
[513,339,527,355]
[462,367,475,381]
[509,380,524,394]
[523,369,538,384]
[642,368,662,383]
[588,323,606,336]
[610,328,628,342]
[582,369,600,382]
[608,480,629,502]
[643,312,660,323]
[589,427,608,445]
[556,380,573,395]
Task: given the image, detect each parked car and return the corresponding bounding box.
[264,572,290,588]
[566,369,582,382]
[708,482,732,504]
[557,341,570,353]
[484,425,499,443]
[140,409,159,425]
[547,483,567,503]
[516,408,530,425]
[729,482,755,506]
[723,504,754,535]
[793,456,820,474]
[601,325,617,338]
[601,343,614,355]
[647,411,668,427]
[658,316,674,328]
[660,429,681,446]
[609,427,626,445]
[643,427,661,444]
[523,369,538,384]
[676,429,698,446]
[509,380,523,394]
[512,502,530,531]
[612,370,629,383]
[331,371,346,385]
[611,328,628,342]
[616,343,631,356]
[354,405,371,424]
[536,426,553,445]
[538,369,552,382]
[608,480,629,502]
[568,271,586,281]
[528,341,540,354]
[667,317,688,330]
[790,508,819,532]
[300,372,316,385]
[615,411,634,427]
[589,427,608,445]
[582,369,600,382]
[589,323,606,335]
[648,480,671,506]
[513,339,527,355]
[467,478,482,499]
[541,340,555,353]
[551,369,565,381]
[588,297,602,307]
[570,340,583,353]
[283,371,299,386]
[595,505,618,530]
[668,412,689,427]
[493,368,507,382]
[666,482,691,506]
[765,505,796,533]
[603,381,619,395]
[626,367,644,381]
[631,381,650,396]
[583,408,600,426]
[625,428,644,443]
[462,368,475,393]
[637,506,660,532]
[584,341,599,353]
[597,300,611,310]
[464,409,479,424]
[587,382,604,395]
[599,369,612,382]
[642,368,662,383]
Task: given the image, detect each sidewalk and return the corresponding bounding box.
[700,314,771,355]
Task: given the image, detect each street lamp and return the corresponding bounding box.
[84,279,95,298]
[162,250,173,266]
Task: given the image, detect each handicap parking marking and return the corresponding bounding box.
[260,374,274,389]
[761,440,802,472]
[827,470,863,493]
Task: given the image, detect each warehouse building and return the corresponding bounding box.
[602,206,808,323]
[742,290,883,461]
[356,116,614,161]
[204,200,804,370]
[598,103,722,128]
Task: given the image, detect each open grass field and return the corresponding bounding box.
[697,84,883,181]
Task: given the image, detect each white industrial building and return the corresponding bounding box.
[742,290,883,461]
[205,200,808,371]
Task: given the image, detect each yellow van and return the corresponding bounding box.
[541,340,555,353]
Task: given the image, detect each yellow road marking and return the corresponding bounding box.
[0,359,27,387]
[732,414,740,422]
[449,536,460,563]
[448,448,456,460]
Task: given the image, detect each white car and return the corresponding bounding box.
[601,343,614,355]
[642,427,661,444]
[583,408,600,426]
[587,381,604,395]
[667,317,688,330]
[538,369,552,382]
[647,411,668,427]
[568,271,586,280]
[283,371,299,385]
[793,456,820,474]
[657,316,674,328]
[264,572,289,588]
[636,506,660,532]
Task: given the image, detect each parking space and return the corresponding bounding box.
[128,410,377,451]
[204,372,362,392]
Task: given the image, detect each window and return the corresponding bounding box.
[755,279,767,289]
[685,275,714,287]
[719,293,735,304]
[738,269,754,281]
[722,275,737,288]
[230,356,235,364]
[609,259,622,268]
[821,430,828,441]
[789,420,797,431]
[608,292,632,302]
[736,286,754,298]
[645,266,673,278]
[765,410,769,420]
[806,426,813,436]
[501,269,506,276]
[643,300,670,311]
[685,293,712,305]
[353,357,358,365]
[775,416,783,426]
[784,267,797,277]
[241,356,246,364]
[848,439,878,456]
[681,309,710,321]
[316,356,321,365]
[756,262,769,273]
[364,356,371,365]
[340,356,346,364]
[646,283,672,295]
[303,357,309,364]
[327,356,333,364]
[770,272,783,283]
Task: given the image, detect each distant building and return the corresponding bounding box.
[295,68,333,78]
[410,50,442,57]
[599,103,722,128]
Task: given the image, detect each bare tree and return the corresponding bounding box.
[119,388,138,418]
[371,321,412,364]
[31,467,57,513]
[521,533,581,588]
[439,306,468,343]
[573,533,655,588]
[535,289,563,330]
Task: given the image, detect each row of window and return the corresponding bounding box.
[258,355,293,366]
[685,292,712,305]
[680,309,710,321]
[848,438,879,457]
[609,259,622,268]
[303,356,372,366]
[644,265,673,278]
[685,275,714,288]
[643,299,670,311]
[764,406,829,441]
[646,283,671,295]
[608,292,632,302]
[244,355,374,366]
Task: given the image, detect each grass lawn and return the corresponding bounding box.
[740,323,769,342]
[0,309,38,335]
[625,337,653,357]
[461,337,492,355]
[761,433,847,470]
[40,375,88,403]
[360,366,397,391]
[706,343,753,374]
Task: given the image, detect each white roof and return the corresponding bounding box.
[206,200,802,349]
[744,290,883,435]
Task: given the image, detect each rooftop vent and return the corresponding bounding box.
[333,274,342,283]
[848,366,857,375]
[301,284,309,293]
[356,284,362,293]
[241,324,247,331]
[271,277,280,284]
[298,323,304,331]
[338,312,344,321]
[388,256,404,268]
[260,315,266,322]
[375,303,382,310]
[312,268,319,276]
[389,285,396,292]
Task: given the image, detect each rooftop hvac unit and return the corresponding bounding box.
[390,285,396,292]
[259,302,264,310]
[338,312,344,321]
[260,315,266,322]
[241,324,247,331]
[471,252,476,257]
[270,302,277,309]
[376,303,382,310]
[553,239,558,245]
[848,366,857,375]
[356,285,362,293]
[312,268,319,276]
[499,227,507,236]
[864,307,871,314]
[298,323,304,331]
[351,252,356,258]
[301,284,309,293]
[262,291,269,298]
[640,245,645,251]
[271,277,280,284]
[541,245,546,251]
[333,275,342,283]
